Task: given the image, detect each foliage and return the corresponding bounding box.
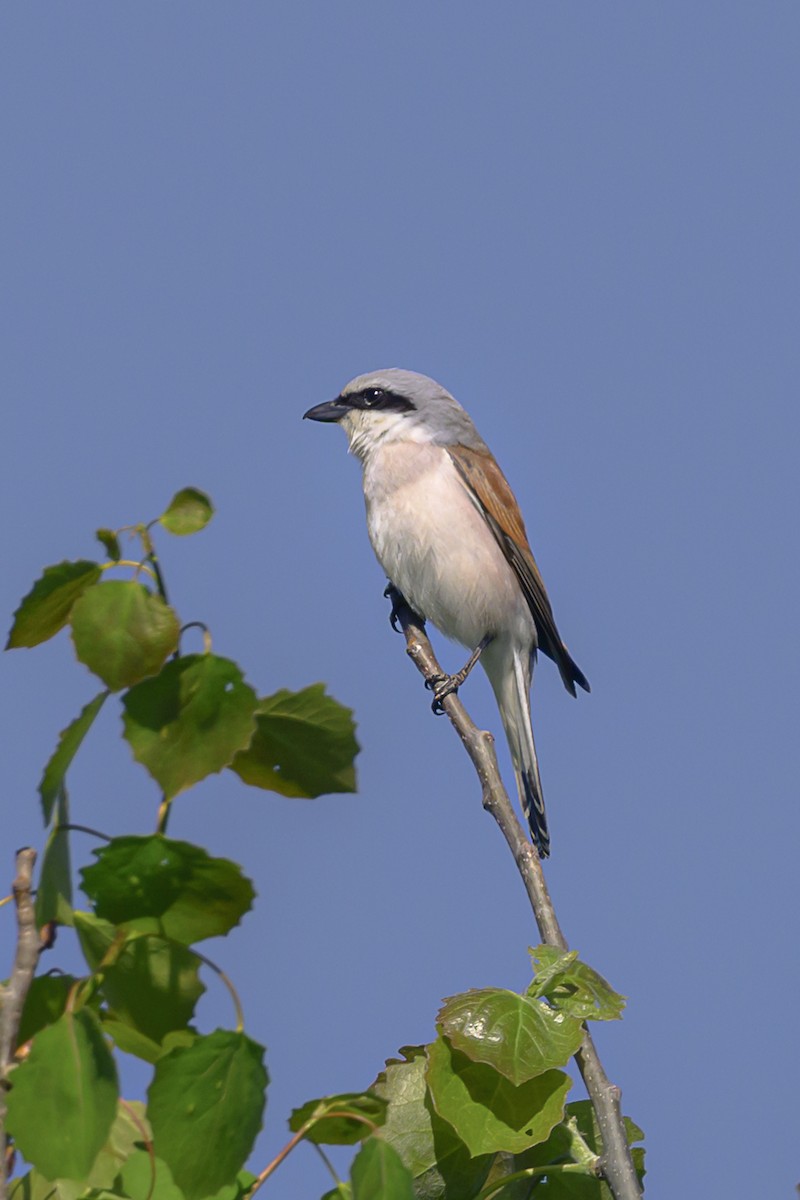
[2,488,644,1199]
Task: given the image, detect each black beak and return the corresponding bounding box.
[303,399,344,423]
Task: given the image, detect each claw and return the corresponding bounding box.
[423,635,495,716]
[384,583,404,633]
[426,673,456,715]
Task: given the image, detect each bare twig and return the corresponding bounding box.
[0,848,41,1199]
[386,590,642,1200]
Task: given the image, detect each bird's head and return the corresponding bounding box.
[304,368,486,460]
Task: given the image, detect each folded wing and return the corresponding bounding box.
[447,443,590,697]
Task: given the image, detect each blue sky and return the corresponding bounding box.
[2,4,798,1196]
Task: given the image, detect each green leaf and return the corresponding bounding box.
[437,988,583,1084]
[6,560,102,649]
[122,654,258,799]
[207,1171,258,1200]
[322,1186,352,1200]
[504,1138,594,1198]
[289,1092,387,1145]
[96,529,122,562]
[492,1119,598,1199]
[103,1018,197,1064]
[532,1170,608,1199]
[80,835,255,944]
[70,581,180,691]
[529,946,626,1022]
[351,1138,415,1200]
[87,1100,151,1192]
[8,1172,65,1200]
[370,1046,493,1199]
[231,684,359,798]
[425,1036,571,1157]
[7,1101,151,1200]
[527,947,579,995]
[513,1100,645,1198]
[5,1009,118,1181]
[74,912,205,1045]
[120,1149,184,1200]
[39,691,108,824]
[18,974,77,1045]
[35,788,73,927]
[7,1174,61,1200]
[101,1017,164,1065]
[159,487,214,536]
[74,910,123,970]
[147,1029,268,1200]
[472,1152,547,1200]
[565,1101,645,1186]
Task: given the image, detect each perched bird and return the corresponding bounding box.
[304,369,589,857]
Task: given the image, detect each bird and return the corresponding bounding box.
[304,368,589,857]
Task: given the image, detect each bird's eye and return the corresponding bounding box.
[362,388,385,407]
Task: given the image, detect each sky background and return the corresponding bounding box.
[2,4,798,1196]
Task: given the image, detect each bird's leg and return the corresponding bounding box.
[426,634,494,715]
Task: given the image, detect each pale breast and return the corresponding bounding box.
[362,442,533,649]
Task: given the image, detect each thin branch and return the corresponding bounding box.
[386,589,642,1200]
[0,848,42,1200]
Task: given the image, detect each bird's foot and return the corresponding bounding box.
[384,583,405,633]
[384,584,426,634]
[425,634,495,713]
[425,673,459,715]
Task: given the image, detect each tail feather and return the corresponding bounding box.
[487,646,550,858]
[520,764,549,858]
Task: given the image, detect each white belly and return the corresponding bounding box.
[362,442,533,651]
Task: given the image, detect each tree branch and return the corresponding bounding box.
[385,589,642,1200]
[0,848,41,1200]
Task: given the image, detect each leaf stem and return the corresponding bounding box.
[156,796,172,835]
[119,1099,157,1200]
[139,524,171,606]
[116,931,246,1033]
[245,1125,309,1197]
[191,948,246,1033]
[146,555,170,606]
[313,1143,344,1187]
[61,824,112,842]
[476,1160,598,1199]
[101,559,157,582]
[179,622,213,654]
[245,1109,379,1198]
